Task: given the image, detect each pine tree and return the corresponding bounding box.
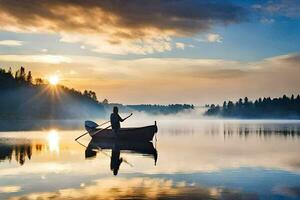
[27,71,33,83]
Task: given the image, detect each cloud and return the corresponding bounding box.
[197,33,223,43]
[0,0,246,54]
[253,0,300,18]
[175,42,185,50]
[0,185,21,193]
[264,53,300,67]
[0,54,71,64]
[0,40,23,46]
[207,34,223,43]
[59,31,173,55]
[260,18,275,24]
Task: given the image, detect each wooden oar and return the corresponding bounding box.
[90,124,112,137]
[75,120,110,141]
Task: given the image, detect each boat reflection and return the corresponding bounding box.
[85,138,158,176]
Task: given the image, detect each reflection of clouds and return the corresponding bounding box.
[0,163,70,176]
[2,168,300,200]
[0,185,21,193]
[8,177,258,200]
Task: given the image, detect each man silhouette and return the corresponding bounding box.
[110,106,124,138]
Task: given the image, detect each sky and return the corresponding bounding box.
[0,0,299,105]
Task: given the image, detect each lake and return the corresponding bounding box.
[1,119,300,200]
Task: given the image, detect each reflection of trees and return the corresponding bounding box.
[0,140,45,165]
[222,124,300,138]
[35,144,43,152]
[14,144,32,165]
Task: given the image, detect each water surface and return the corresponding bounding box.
[1,119,300,200]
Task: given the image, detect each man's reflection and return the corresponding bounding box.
[110,144,123,176]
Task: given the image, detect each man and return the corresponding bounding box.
[110,106,132,138]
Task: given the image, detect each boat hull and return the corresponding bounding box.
[88,123,157,142]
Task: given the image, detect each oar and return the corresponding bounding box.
[96,120,111,127]
[90,124,112,137]
[75,120,110,141]
[75,113,133,141]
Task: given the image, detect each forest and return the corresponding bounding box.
[205,96,300,119]
[127,104,194,115]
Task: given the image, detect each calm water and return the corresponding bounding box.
[1,119,300,200]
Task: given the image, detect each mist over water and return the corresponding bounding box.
[0,107,203,131]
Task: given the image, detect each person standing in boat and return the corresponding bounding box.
[110,106,132,138]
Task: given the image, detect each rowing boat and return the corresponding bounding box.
[86,121,158,141]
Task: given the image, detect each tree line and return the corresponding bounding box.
[205,95,300,119]
[127,104,194,115]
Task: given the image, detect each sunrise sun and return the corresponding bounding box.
[48,75,59,85]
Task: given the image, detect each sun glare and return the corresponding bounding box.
[47,130,60,154]
[49,75,59,85]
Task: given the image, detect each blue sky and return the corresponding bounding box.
[0,0,299,104]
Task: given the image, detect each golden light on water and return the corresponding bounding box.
[47,130,60,154]
[48,75,59,86]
